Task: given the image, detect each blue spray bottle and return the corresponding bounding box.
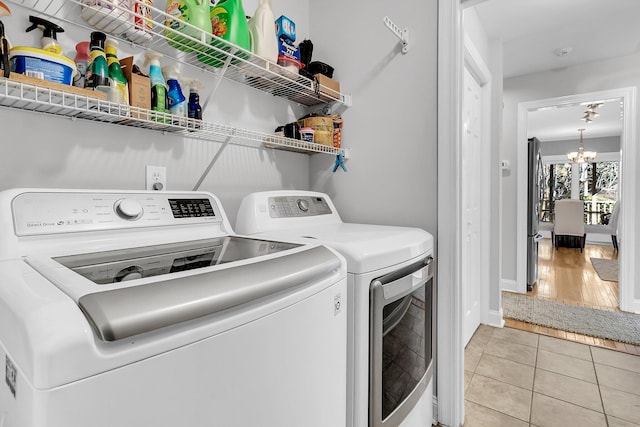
[183,77,203,121]
[144,50,169,118]
[162,64,187,117]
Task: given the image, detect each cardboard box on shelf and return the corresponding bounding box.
[315,74,340,100]
[120,56,150,117]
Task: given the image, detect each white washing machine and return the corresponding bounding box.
[0,189,347,427]
[236,190,435,427]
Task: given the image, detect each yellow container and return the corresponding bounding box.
[297,115,333,146]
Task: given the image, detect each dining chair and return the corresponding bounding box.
[552,199,586,252]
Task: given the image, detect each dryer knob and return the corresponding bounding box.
[297,198,309,212]
[114,199,143,220]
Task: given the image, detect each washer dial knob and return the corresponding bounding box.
[297,198,309,212]
[114,198,143,220]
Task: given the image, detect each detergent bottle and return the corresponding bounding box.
[247,0,277,63]
[85,31,109,89]
[162,64,186,117]
[105,38,128,104]
[198,0,250,67]
[144,50,169,117]
[165,0,211,52]
[25,15,64,54]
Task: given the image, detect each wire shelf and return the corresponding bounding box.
[8,0,351,107]
[0,77,345,156]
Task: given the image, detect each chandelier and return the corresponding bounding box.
[567,128,596,163]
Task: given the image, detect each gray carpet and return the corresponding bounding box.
[502,292,640,345]
[590,257,619,282]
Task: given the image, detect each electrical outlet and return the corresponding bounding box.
[146,166,166,191]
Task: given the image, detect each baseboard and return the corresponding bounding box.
[500,278,518,293]
[627,298,640,315]
[486,308,504,328]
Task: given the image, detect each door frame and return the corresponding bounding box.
[516,88,637,313]
[437,0,465,425]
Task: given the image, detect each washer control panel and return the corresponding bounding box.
[268,196,332,218]
[11,191,221,236]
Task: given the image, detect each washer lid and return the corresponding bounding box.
[255,223,433,274]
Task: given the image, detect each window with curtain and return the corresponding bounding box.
[541,160,618,225]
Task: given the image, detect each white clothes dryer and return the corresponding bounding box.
[0,189,347,427]
[236,190,435,427]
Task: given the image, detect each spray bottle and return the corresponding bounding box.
[0,1,11,78]
[105,38,129,104]
[85,31,109,89]
[162,64,186,117]
[25,15,64,54]
[144,50,169,116]
[183,77,203,121]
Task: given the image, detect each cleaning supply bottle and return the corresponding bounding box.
[85,31,109,89]
[25,15,64,54]
[126,0,153,45]
[0,1,12,78]
[73,41,90,88]
[105,38,128,104]
[198,0,251,67]
[183,77,203,121]
[165,0,211,52]
[144,50,169,117]
[247,0,277,63]
[162,64,186,117]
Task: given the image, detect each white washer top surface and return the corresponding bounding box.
[236,191,433,274]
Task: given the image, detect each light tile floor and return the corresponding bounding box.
[464,325,640,427]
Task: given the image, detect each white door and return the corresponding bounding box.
[462,66,483,346]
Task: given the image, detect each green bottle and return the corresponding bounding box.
[84,31,109,89]
[105,38,129,105]
[198,0,251,67]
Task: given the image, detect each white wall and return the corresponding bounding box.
[501,52,640,299]
[307,0,438,235]
[0,1,314,225]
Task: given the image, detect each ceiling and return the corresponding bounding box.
[470,0,639,141]
[527,100,623,142]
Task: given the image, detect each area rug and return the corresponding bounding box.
[590,257,619,282]
[502,292,640,345]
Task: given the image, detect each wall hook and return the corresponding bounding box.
[383,16,409,54]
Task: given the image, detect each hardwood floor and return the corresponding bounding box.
[505,238,640,356]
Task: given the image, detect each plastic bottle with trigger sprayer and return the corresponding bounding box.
[183,77,203,121]
[144,50,169,119]
[162,64,186,117]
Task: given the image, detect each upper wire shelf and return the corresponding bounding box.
[9,0,352,107]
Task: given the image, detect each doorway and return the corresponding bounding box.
[516,88,637,313]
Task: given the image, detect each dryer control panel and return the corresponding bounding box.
[268,196,333,218]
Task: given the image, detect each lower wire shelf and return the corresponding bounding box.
[0,76,345,156]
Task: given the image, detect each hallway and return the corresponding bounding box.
[505,238,640,355]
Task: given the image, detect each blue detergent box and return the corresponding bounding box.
[277,37,300,63]
[275,15,296,43]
